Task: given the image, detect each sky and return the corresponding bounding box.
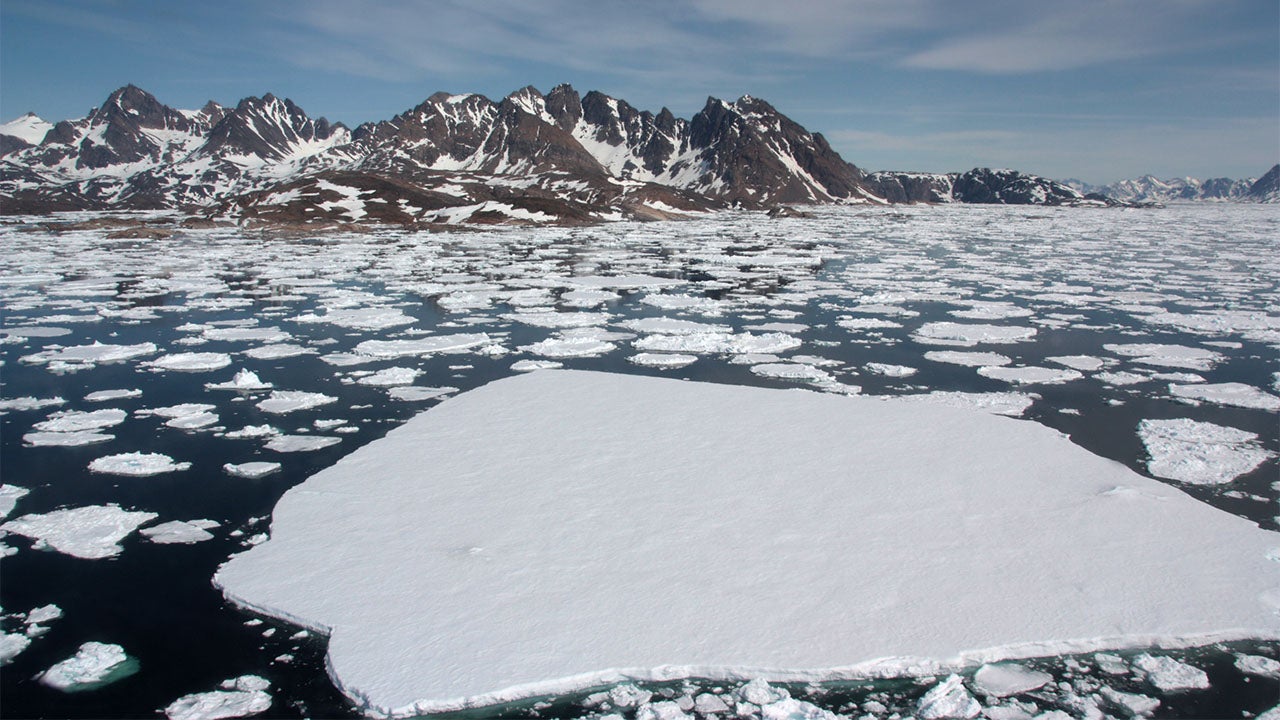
[1,0,1276,185]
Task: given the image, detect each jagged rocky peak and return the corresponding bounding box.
[1246,163,1280,203]
[201,93,348,162]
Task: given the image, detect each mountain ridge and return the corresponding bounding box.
[5,84,1268,226]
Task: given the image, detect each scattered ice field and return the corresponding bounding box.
[1,204,1277,719]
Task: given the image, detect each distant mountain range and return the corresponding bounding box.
[1064,171,1279,204]
[1,85,1274,227]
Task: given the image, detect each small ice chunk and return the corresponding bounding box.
[1095,371,1149,386]
[84,389,142,402]
[256,391,337,414]
[264,435,341,453]
[0,484,30,519]
[971,663,1052,698]
[356,367,420,387]
[34,408,127,433]
[25,604,64,625]
[38,642,136,691]
[1,504,158,558]
[864,362,917,377]
[206,370,273,391]
[23,430,114,447]
[164,675,272,720]
[1138,418,1272,485]
[1098,686,1160,717]
[925,350,1012,367]
[243,344,314,360]
[1132,653,1209,692]
[511,359,564,372]
[224,425,279,439]
[1046,356,1106,372]
[618,317,731,335]
[1234,653,1280,678]
[628,353,697,369]
[141,520,218,544]
[1103,343,1222,371]
[0,396,66,412]
[610,683,653,708]
[1169,382,1280,411]
[914,322,1036,347]
[223,462,282,479]
[89,452,191,476]
[916,674,981,719]
[520,337,615,358]
[387,386,457,402]
[977,366,1083,385]
[146,352,233,372]
[750,363,833,383]
[0,633,31,665]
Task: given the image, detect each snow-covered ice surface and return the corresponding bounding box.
[1138,418,1273,485]
[215,370,1280,717]
[38,641,138,691]
[1,504,158,558]
[164,675,272,720]
[2,204,1278,719]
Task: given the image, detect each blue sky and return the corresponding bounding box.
[2,0,1276,184]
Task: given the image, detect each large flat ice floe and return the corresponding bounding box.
[215,370,1280,717]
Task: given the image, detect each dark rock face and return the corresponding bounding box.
[864,171,954,204]
[1246,164,1280,202]
[0,135,32,157]
[951,168,1084,205]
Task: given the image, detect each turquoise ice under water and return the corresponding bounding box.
[1,204,1277,719]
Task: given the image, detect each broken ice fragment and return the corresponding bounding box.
[38,641,137,691]
[89,452,191,476]
[916,674,980,719]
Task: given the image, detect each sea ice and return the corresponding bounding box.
[916,675,980,720]
[38,641,136,691]
[21,341,157,367]
[836,317,903,330]
[618,318,731,335]
[202,326,291,343]
[356,367,421,387]
[33,408,127,433]
[164,675,272,720]
[1045,356,1107,372]
[864,363,917,377]
[264,435,341,453]
[207,370,273,391]
[1098,686,1160,717]
[1138,418,1272,485]
[354,334,491,358]
[243,344,314,360]
[1234,653,1280,678]
[0,485,30,519]
[1131,654,1209,692]
[519,337,616,358]
[924,351,1012,367]
[749,363,832,383]
[2,504,158,559]
[23,431,114,447]
[89,452,192,476]
[913,323,1036,347]
[141,520,219,544]
[633,331,800,355]
[501,311,610,329]
[25,604,64,626]
[1169,382,1280,411]
[223,425,280,439]
[976,366,1083,385]
[145,352,233,372]
[511,360,563,372]
[387,386,458,402]
[293,307,414,331]
[628,353,698,369]
[0,396,66,412]
[971,663,1052,698]
[0,634,31,665]
[255,391,337,414]
[83,389,142,402]
[216,371,1280,716]
[223,462,283,479]
[1103,343,1223,371]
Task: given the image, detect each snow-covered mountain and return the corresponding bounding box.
[865,168,1116,206]
[1,84,887,224]
[7,84,1227,225]
[1064,173,1265,203]
[1244,164,1280,203]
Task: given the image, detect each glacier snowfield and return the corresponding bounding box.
[1,203,1278,719]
